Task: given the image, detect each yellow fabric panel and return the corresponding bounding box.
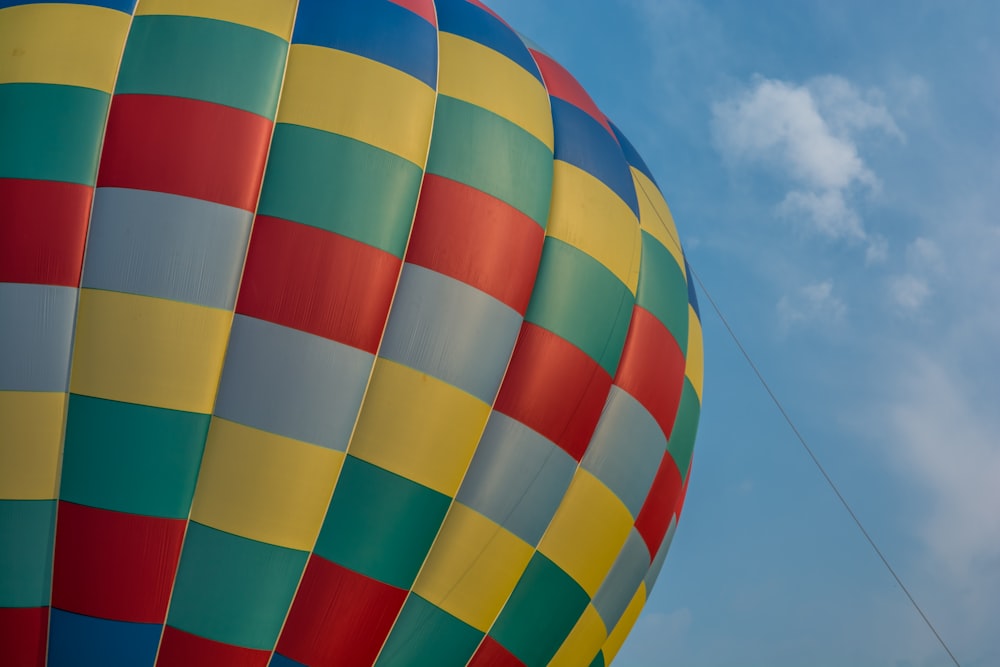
[548,604,607,667]
[190,418,344,551]
[602,584,647,663]
[348,359,490,497]
[538,470,634,597]
[413,503,534,632]
[0,3,130,92]
[548,161,641,295]
[135,0,297,39]
[438,32,554,150]
[69,290,232,414]
[0,391,65,499]
[277,45,436,167]
[686,306,704,402]
[633,168,685,270]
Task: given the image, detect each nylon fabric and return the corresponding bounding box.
[0,1,703,665]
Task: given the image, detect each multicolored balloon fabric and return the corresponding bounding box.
[0,0,703,665]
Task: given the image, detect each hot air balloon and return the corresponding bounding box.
[0,0,703,665]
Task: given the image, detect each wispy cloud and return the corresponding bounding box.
[865,234,889,265]
[711,75,902,244]
[888,356,1000,581]
[887,274,932,313]
[886,237,945,314]
[777,280,847,330]
[872,204,1000,657]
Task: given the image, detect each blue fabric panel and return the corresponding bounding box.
[435,0,542,83]
[270,653,307,667]
[592,528,651,629]
[214,315,374,451]
[0,283,76,392]
[378,264,522,404]
[610,121,658,187]
[292,0,437,88]
[456,412,576,545]
[82,188,253,310]
[47,609,161,667]
[551,98,639,217]
[581,386,667,518]
[685,257,700,317]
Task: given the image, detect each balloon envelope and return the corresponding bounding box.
[0,0,703,665]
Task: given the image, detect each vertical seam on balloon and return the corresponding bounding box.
[545,160,683,666]
[358,15,558,667]
[597,163,694,666]
[144,4,303,665]
[261,3,445,666]
[422,26,565,667]
[333,3,446,662]
[42,4,138,665]
[456,61,649,667]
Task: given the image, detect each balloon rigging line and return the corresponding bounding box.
[632,177,962,667]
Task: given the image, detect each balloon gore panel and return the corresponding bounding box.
[0,1,703,666]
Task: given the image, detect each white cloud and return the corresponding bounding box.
[865,234,889,265]
[777,280,847,329]
[888,356,1000,582]
[886,238,946,313]
[904,237,945,273]
[888,274,932,312]
[873,208,1000,656]
[778,189,864,240]
[808,74,903,140]
[713,77,873,191]
[712,75,901,241]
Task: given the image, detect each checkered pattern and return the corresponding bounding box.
[0,1,703,665]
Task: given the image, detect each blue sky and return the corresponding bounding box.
[490,1,1000,665]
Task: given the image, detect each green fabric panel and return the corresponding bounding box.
[0,83,109,185]
[589,651,606,667]
[374,594,483,667]
[115,15,288,118]
[258,123,422,257]
[668,379,701,482]
[636,231,689,355]
[0,500,56,607]
[426,95,553,228]
[314,456,450,590]
[166,522,307,649]
[489,552,591,667]
[59,395,211,519]
[525,238,634,377]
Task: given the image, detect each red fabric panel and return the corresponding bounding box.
[51,502,185,623]
[276,555,408,667]
[468,636,527,667]
[614,307,686,438]
[0,178,92,286]
[236,215,402,354]
[530,51,614,136]
[388,0,436,25]
[406,175,545,314]
[634,453,683,554]
[97,94,273,211]
[0,606,47,667]
[494,323,612,461]
[157,626,271,667]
